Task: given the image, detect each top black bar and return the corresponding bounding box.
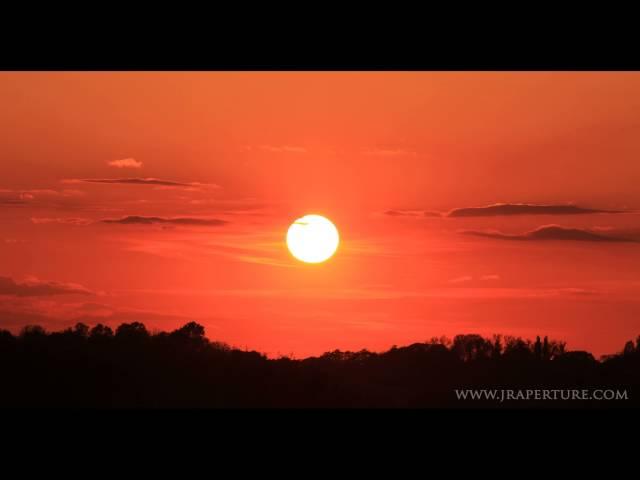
[3,24,639,71]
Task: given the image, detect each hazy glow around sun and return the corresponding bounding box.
[286,214,340,263]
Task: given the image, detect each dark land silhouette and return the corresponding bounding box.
[1,322,639,408]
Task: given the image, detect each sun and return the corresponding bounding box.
[286,214,340,263]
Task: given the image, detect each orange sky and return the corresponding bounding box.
[1,71,640,357]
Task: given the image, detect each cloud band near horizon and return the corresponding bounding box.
[461,224,637,243]
[0,276,93,297]
[101,216,228,226]
[63,178,219,188]
[447,203,623,217]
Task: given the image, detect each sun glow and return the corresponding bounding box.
[286,214,340,263]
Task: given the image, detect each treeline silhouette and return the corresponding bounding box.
[1,322,639,408]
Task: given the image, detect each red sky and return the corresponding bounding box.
[1,71,640,357]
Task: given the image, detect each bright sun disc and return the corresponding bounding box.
[286,214,340,263]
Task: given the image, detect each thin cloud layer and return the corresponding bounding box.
[0,188,84,206]
[0,276,93,297]
[462,224,637,242]
[64,178,219,189]
[107,158,143,169]
[364,148,418,156]
[384,210,442,217]
[0,198,27,206]
[447,203,622,217]
[448,275,473,284]
[259,145,307,153]
[0,302,196,334]
[31,217,92,226]
[102,216,228,226]
[480,274,501,281]
[448,274,501,284]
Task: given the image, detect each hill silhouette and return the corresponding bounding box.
[0,322,638,408]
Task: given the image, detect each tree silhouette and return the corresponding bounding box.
[72,322,90,338]
[534,336,542,360]
[20,325,47,338]
[115,322,149,341]
[491,334,503,359]
[0,321,638,408]
[452,334,491,362]
[89,323,113,340]
[171,321,207,346]
[543,336,550,361]
[623,340,635,356]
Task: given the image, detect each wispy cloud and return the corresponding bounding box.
[449,275,473,284]
[0,198,27,206]
[31,217,92,226]
[449,274,501,284]
[259,145,307,153]
[461,224,637,243]
[3,238,26,244]
[0,275,93,297]
[101,215,228,227]
[0,301,197,334]
[384,209,442,217]
[0,188,84,206]
[107,158,143,169]
[63,178,219,189]
[480,274,501,281]
[110,228,295,267]
[125,285,602,301]
[447,203,624,217]
[364,148,418,156]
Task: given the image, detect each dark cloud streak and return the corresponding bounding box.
[384,210,442,217]
[462,224,637,243]
[66,178,219,189]
[447,203,623,217]
[0,276,93,297]
[76,178,193,187]
[102,216,228,226]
